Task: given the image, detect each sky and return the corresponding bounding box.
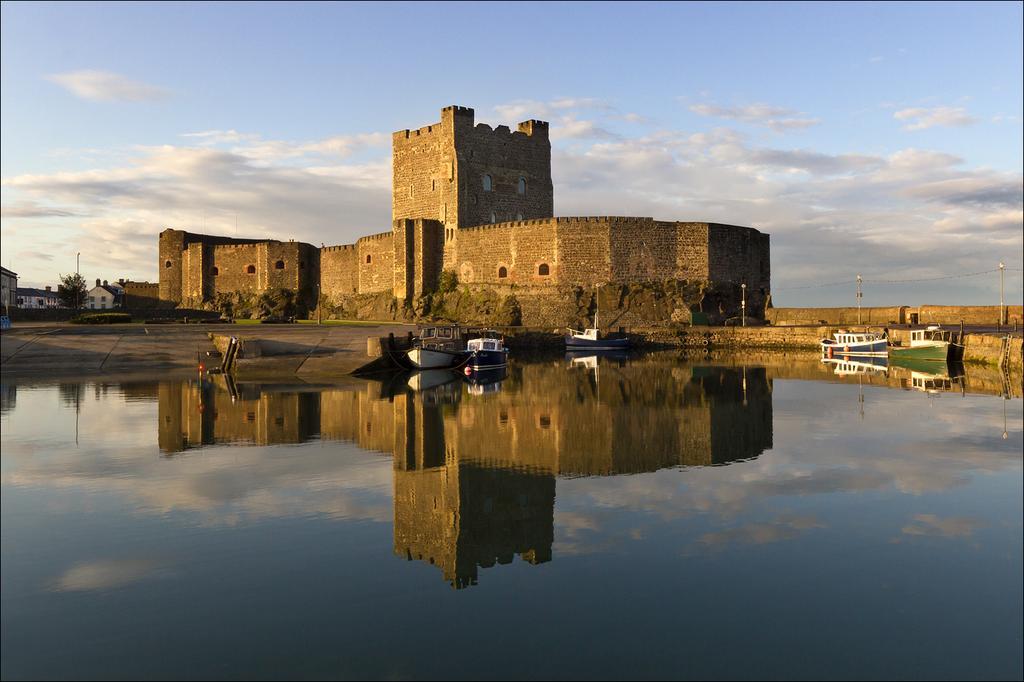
[1,1,1022,306]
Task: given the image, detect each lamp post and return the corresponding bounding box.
[856,274,863,325]
[741,283,746,327]
[76,252,81,310]
[999,261,1005,328]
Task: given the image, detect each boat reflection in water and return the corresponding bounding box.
[821,354,968,394]
[157,358,773,588]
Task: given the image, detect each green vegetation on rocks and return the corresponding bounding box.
[71,312,132,324]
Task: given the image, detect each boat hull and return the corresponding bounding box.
[407,348,468,369]
[467,349,508,369]
[889,344,950,362]
[564,335,630,350]
[820,338,888,357]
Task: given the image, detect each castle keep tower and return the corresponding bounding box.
[392,106,554,232]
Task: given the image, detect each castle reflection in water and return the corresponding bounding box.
[157,358,773,588]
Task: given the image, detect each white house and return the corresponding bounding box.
[0,266,16,313]
[16,286,61,308]
[86,279,124,310]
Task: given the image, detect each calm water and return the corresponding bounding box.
[1,355,1021,680]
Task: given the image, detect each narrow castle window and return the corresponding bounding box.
[246,265,256,274]
[538,263,550,276]
[409,185,414,198]
[516,213,523,221]
[274,260,285,270]
[212,266,219,276]
[518,177,526,194]
[483,175,492,192]
[432,179,436,192]
[498,266,508,279]
[490,212,496,224]
[366,254,372,264]
[164,260,172,268]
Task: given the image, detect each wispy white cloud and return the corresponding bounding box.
[0,200,85,218]
[893,106,977,131]
[46,70,169,102]
[688,102,820,132]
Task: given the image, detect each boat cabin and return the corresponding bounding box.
[833,331,884,345]
[467,337,505,353]
[417,325,464,351]
[910,326,958,346]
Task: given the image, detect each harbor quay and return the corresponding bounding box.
[2,319,1021,383]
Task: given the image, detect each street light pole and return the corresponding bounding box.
[856,274,863,325]
[999,261,1005,328]
[741,283,746,327]
[76,252,81,310]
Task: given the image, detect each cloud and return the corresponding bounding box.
[901,514,985,538]
[493,97,611,122]
[53,559,168,592]
[893,106,977,131]
[46,70,169,102]
[689,102,821,132]
[2,135,391,281]
[0,201,85,218]
[3,98,1020,299]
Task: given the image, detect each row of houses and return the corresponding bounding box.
[1,267,142,311]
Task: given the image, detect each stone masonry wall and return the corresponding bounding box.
[392,109,459,229]
[455,116,553,228]
[708,223,770,313]
[357,232,395,294]
[766,307,907,325]
[392,106,552,231]
[453,219,560,286]
[912,304,1023,326]
[123,281,161,309]
[320,245,359,299]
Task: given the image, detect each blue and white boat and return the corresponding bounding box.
[564,293,631,350]
[820,330,888,358]
[465,333,509,370]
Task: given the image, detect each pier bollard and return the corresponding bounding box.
[367,337,383,358]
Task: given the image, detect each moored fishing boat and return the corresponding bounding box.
[465,332,509,369]
[888,326,963,363]
[564,288,631,350]
[406,324,470,369]
[820,329,888,358]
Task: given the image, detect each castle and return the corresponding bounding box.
[159,106,771,321]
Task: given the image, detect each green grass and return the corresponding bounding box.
[296,319,390,326]
[228,318,390,326]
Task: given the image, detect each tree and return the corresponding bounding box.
[57,273,88,309]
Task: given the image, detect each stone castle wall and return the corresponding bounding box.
[160,229,319,307]
[320,245,359,298]
[392,106,552,231]
[123,280,161,309]
[356,231,395,294]
[158,106,771,317]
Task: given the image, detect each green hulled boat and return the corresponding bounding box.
[888,326,963,363]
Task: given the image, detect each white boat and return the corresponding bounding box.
[407,347,467,369]
[820,329,888,358]
[406,324,469,369]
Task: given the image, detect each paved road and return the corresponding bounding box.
[0,323,413,378]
